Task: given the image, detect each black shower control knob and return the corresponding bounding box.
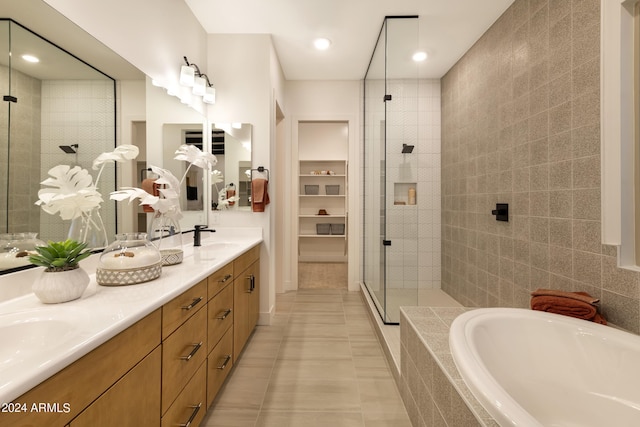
[491,203,509,221]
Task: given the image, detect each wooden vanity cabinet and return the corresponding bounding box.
[3,245,261,427]
[207,261,233,299]
[0,309,161,427]
[70,347,161,427]
[161,363,206,427]
[161,306,207,415]
[206,270,235,408]
[233,246,260,361]
[162,278,207,340]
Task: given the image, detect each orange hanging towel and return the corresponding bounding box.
[141,178,160,212]
[251,178,270,212]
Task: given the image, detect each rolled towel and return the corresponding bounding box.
[530,288,607,325]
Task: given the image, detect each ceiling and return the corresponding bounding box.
[184,0,515,80]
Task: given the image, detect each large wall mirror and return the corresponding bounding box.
[0,19,119,272]
[210,123,253,211]
[0,0,254,274]
[0,0,147,274]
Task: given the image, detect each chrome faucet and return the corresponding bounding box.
[193,225,215,247]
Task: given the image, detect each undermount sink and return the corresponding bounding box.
[192,242,241,261]
[199,242,240,250]
[0,307,93,371]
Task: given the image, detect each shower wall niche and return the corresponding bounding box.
[363,16,442,323]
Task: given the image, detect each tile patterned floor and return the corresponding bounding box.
[202,289,411,427]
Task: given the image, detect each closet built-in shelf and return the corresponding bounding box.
[298,151,348,262]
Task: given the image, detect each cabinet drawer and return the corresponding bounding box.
[162,307,207,414]
[71,347,161,427]
[207,327,234,408]
[208,283,233,353]
[162,278,207,339]
[233,245,260,275]
[207,262,233,300]
[0,309,161,427]
[161,362,206,427]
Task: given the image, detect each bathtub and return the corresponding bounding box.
[449,308,640,427]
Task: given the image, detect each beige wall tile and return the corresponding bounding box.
[440,0,640,333]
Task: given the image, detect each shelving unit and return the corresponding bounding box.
[297,121,349,264]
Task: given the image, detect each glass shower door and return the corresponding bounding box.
[363,16,420,324]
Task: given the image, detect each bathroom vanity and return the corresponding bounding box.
[0,229,262,427]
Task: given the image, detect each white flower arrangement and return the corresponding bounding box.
[36,145,140,220]
[110,144,217,218]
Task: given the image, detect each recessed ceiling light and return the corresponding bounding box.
[313,38,331,50]
[22,54,39,63]
[412,51,428,62]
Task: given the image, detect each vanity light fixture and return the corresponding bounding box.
[412,51,428,62]
[181,56,216,104]
[203,86,216,104]
[313,37,331,50]
[22,54,39,63]
[192,75,207,96]
[180,56,200,87]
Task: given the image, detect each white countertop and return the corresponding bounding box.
[0,227,262,404]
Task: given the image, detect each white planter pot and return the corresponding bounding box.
[32,267,90,304]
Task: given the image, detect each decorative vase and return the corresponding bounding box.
[148,212,184,266]
[96,232,162,286]
[68,208,109,250]
[32,267,90,304]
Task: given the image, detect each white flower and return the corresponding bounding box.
[35,165,103,220]
[109,166,183,220]
[211,170,224,185]
[174,144,217,171]
[92,145,140,170]
[110,187,159,206]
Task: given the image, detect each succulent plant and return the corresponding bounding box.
[29,239,92,272]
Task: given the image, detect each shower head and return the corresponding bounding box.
[402,144,414,154]
[59,144,78,154]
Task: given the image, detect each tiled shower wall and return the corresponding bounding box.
[363,78,441,292]
[441,0,640,333]
[40,80,116,242]
[0,66,42,233]
[386,79,441,291]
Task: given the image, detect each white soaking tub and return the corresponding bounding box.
[449,308,640,427]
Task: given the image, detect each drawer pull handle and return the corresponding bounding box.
[180,342,203,361]
[217,309,232,320]
[181,296,203,311]
[218,274,232,283]
[217,354,232,370]
[179,402,202,427]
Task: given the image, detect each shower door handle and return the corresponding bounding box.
[382,240,391,246]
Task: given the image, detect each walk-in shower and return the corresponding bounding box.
[363,16,442,323]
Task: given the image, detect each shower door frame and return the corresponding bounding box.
[363,15,419,325]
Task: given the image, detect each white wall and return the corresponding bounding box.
[285,80,361,291]
[206,34,287,324]
[42,0,207,88]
